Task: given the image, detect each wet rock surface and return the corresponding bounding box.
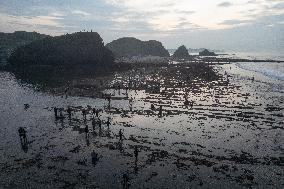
[0,63,283,188]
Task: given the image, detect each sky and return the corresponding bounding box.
[0,0,283,53]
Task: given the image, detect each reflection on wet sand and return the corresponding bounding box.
[0,63,283,188]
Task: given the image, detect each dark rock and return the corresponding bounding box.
[172,45,190,59]
[106,37,169,58]
[199,49,217,56]
[9,32,114,68]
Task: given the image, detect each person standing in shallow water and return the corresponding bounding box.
[159,105,163,116]
[54,107,58,118]
[18,127,27,143]
[122,174,130,189]
[67,107,72,120]
[98,119,102,136]
[106,117,111,129]
[82,109,87,120]
[184,98,189,106]
[134,146,139,162]
[107,96,111,108]
[92,118,96,131]
[95,109,100,117]
[85,124,89,138]
[190,101,194,109]
[119,129,124,141]
[151,104,155,111]
[92,108,96,116]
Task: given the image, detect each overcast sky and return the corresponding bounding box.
[0,0,283,53]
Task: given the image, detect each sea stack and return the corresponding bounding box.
[172,45,190,59]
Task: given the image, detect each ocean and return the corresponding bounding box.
[226,52,284,83]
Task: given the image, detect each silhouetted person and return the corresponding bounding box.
[134,146,139,161]
[129,103,133,112]
[67,107,72,120]
[92,118,96,131]
[24,104,30,110]
[184,98,189,106]
[86,136,90,146]
[98,124,102,136]
[54,107,58,118]
[98,119,102,136]
[82,109,87,120]
[107,96,111,108]
[59,110,64,118]
[190,101,194,109]
[21,141,28,153]
[151,104,155,111]
[92,108,96,115]
[118,84,121,95]
[95,109,100,117]
[252,76,255,82]
[122,174,130,189]
[159,105,163,116]
[85,124,89,137]
[98,119,102,129]
[91,151,99,167]
[18,127,27,144]
[106,117,111,129]
[119,129,124,141]
[65,88,68,98]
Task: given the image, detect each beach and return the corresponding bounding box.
[0,61,283,189]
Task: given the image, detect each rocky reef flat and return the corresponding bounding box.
[0,61,283,188]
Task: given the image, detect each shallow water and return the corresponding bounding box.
[236,62,284,82]
[0,64,283,189]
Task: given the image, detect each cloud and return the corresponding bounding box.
[0,12,72,35]
[218,2,233,7]
[71,10,91,17]
[272,2,284,10]
[0,0,283,53]
[220,19,251,25]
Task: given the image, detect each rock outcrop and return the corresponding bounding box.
[172,45,190,59]
[199,49,217,56]
[8,32,114,68]
[106,37,170,58]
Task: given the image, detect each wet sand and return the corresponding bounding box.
[0,62,283,189]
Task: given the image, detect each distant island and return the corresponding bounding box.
[189,48,223,53]
[199,49,217,56]
[0,31,48,64]
[106,37,170,58]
